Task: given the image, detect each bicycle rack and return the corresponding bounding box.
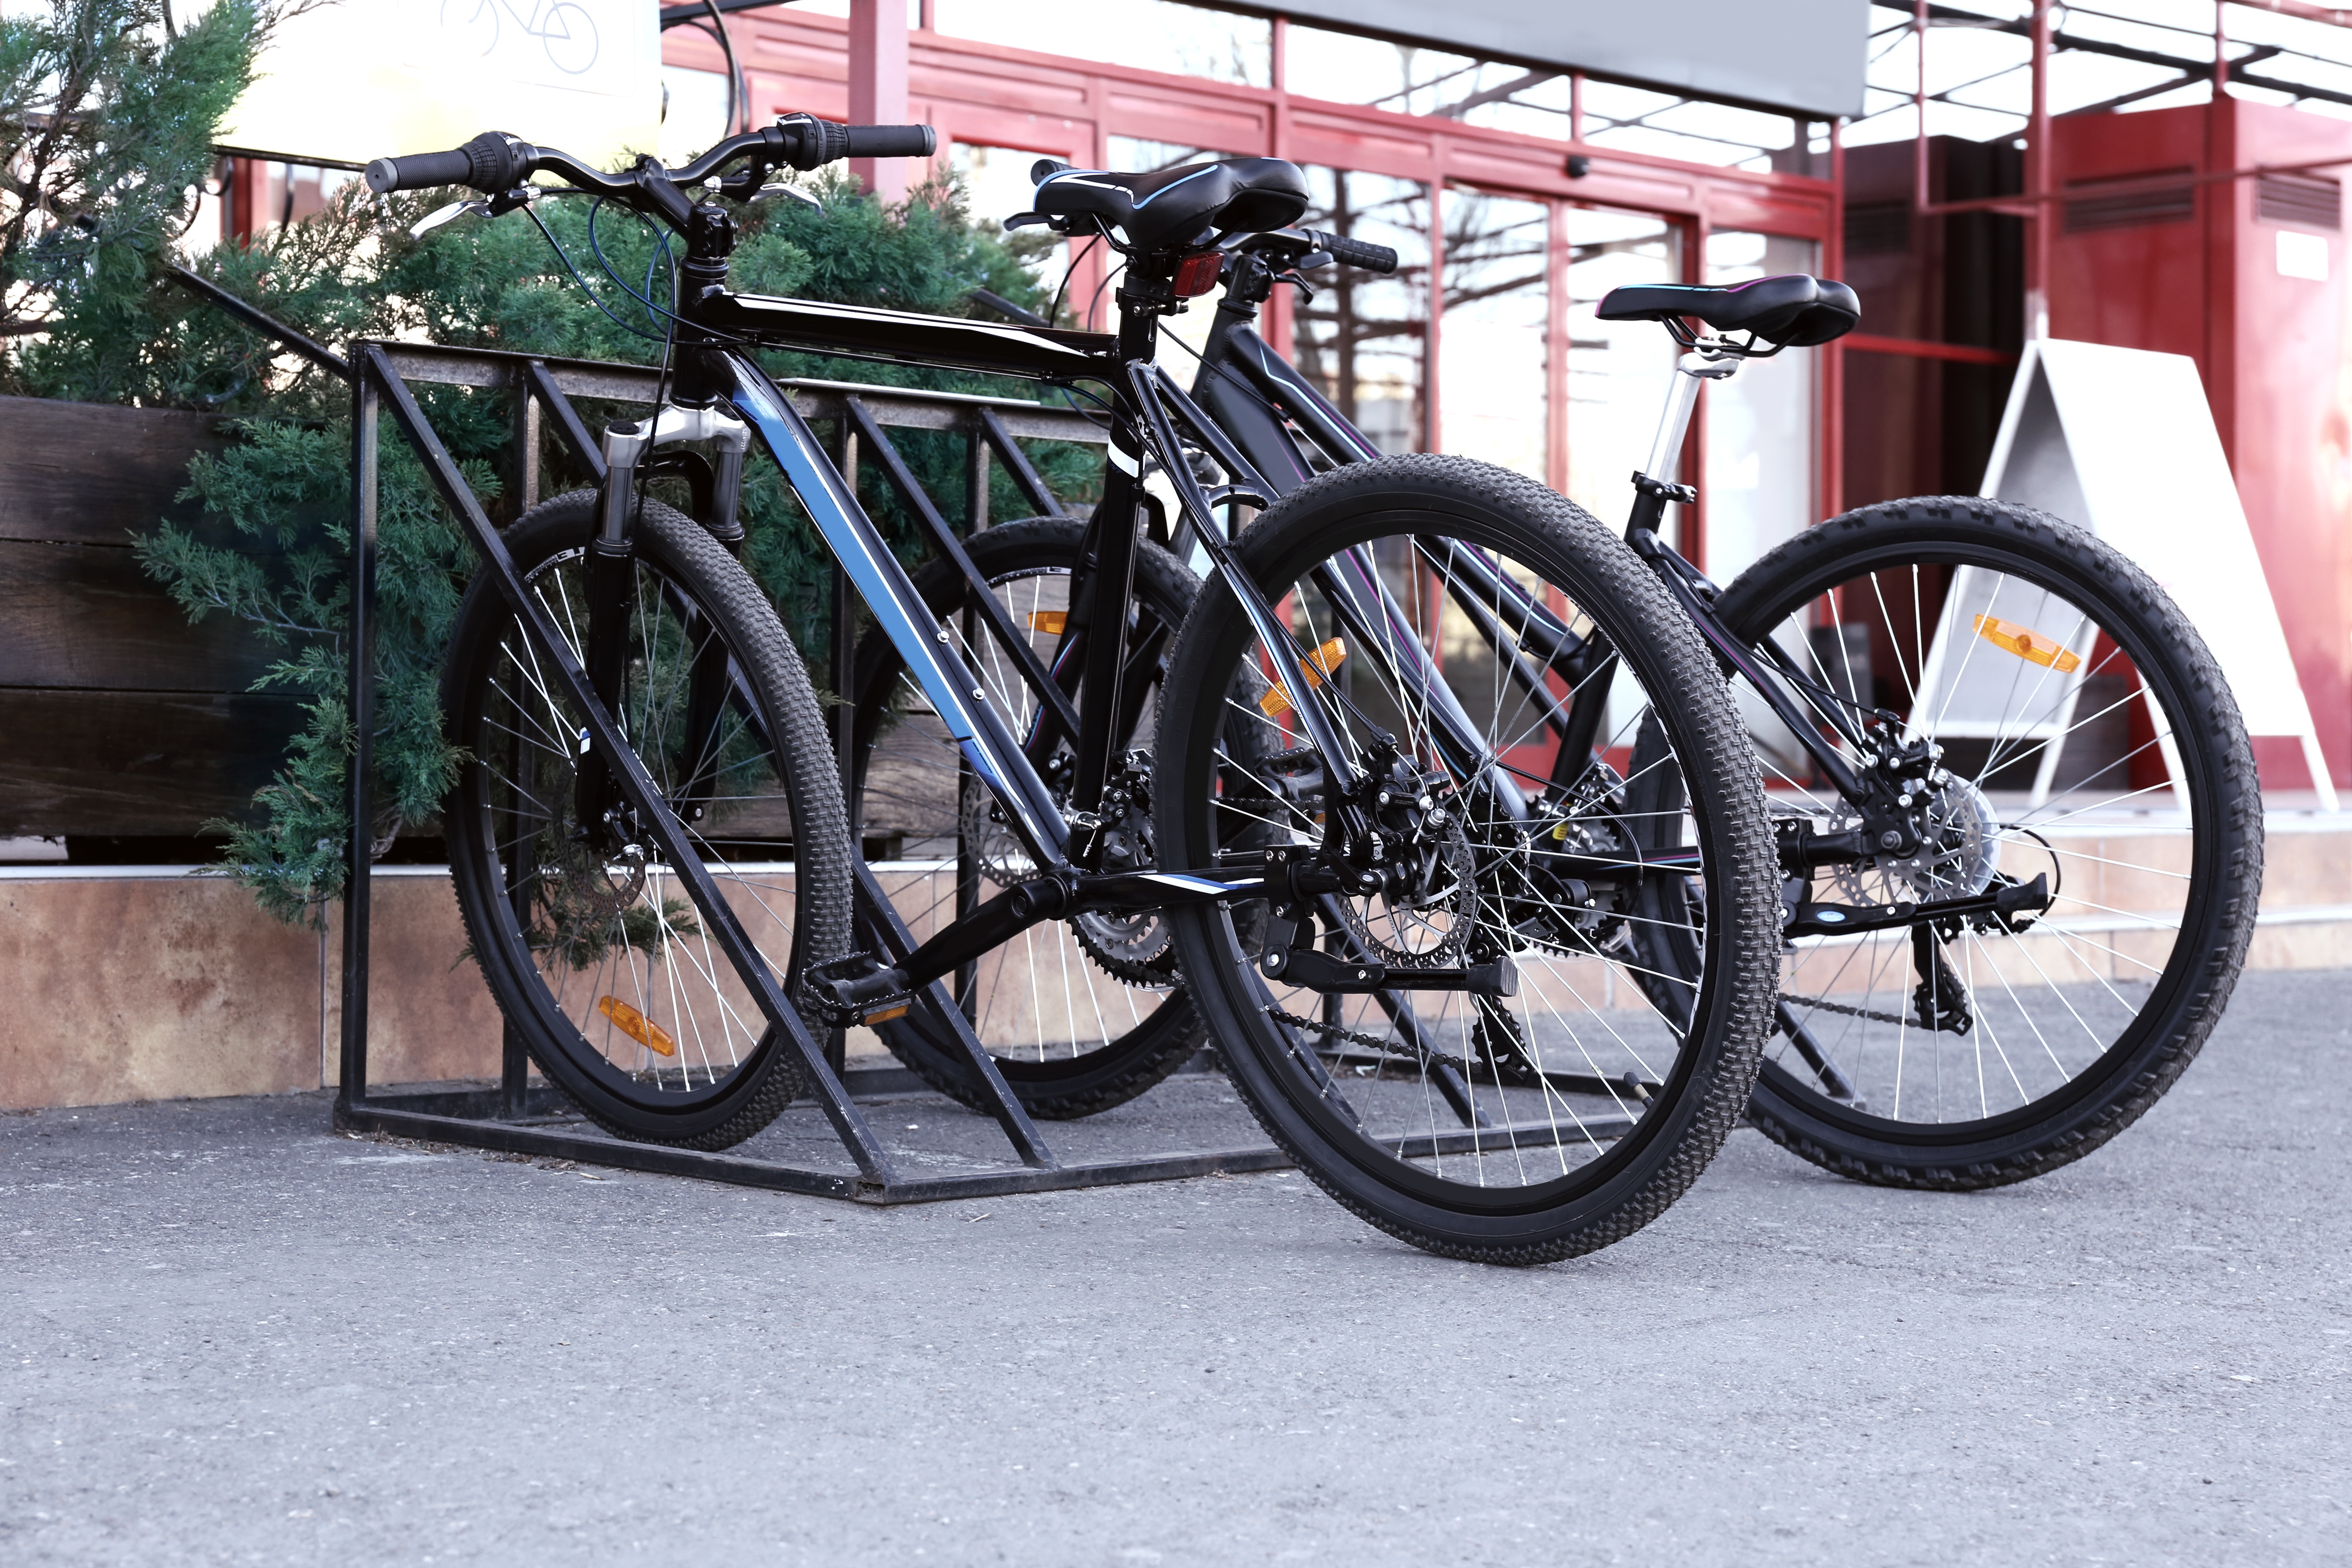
[324,338,1290,1201]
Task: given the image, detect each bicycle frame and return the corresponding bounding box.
[597,278,1403,1010]
[1183,274,1901,851]
[1172,262,2094,1093]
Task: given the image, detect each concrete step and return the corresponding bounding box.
[4,799,2349,1112]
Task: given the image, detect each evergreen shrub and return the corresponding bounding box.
[1,3,1096,922]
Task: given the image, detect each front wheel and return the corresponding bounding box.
[1718,497,2261,1187]
[444,492,854,1150]
[1155,455,1779,1265]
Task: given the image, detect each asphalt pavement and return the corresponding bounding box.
[4,968,2348,1566]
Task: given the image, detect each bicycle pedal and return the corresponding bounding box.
[807,953,915,1027]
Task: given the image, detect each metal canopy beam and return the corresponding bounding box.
[1271,0,1872,120]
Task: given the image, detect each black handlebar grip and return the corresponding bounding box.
[363,131,526,195]
[842,124,937,159]
[363,148,473,195]
[1309,227,1399,275]
[1031,157,1073,185]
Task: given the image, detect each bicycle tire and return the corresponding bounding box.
[1156,454,1779,1264]
[847,517,1206,1118]
[1718,497,2261,1187]
[444,491,854,1150]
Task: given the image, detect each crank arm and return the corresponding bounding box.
[1259,944,1518,997]
[812,867,1259,1022]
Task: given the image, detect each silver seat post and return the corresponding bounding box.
[1635,343,1742,502]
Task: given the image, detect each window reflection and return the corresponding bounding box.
[1564,208,1680,535]
[1283,26,1825,172]
[1439,186,1548,481]
[932,0,1269,87]
[1292,168,1431,453]
[1703,231,1820,581]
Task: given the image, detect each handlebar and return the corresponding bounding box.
[1228,226,1398,276]
[364,116,939,203]
[1307,228,1398,276]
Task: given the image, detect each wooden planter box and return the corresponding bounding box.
[0,394,302,842]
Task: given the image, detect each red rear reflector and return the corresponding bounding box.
[1173,251,1223,296]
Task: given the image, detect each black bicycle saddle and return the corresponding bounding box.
[1596,274,1860,347]
[1032,157,1311,252]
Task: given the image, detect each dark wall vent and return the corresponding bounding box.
[2257,171,2342,231]
[1844,201,1912,255]
[2064,169,2196,233]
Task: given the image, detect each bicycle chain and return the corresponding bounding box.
[1265,1006,1399,1054]
[1265,1006,1494,1084]
[1779,994,1913,1030]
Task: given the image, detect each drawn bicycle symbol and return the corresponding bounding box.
[440,0,600,77]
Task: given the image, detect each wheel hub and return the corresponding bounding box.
[1885,774,2001,901]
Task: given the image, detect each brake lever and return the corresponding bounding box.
[748,181,821,208]
[409,198,490,239]
[1279,269,1317,304]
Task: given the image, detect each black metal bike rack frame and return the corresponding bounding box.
[326,338,1289,1201]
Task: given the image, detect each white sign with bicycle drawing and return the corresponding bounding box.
[1914,337,2337,811]
[220,0,659,171]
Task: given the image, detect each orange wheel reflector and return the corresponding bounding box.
[1259,638,1348,718]
[597,995,677,1057]
[1027,609,1067,635]
[1973,615,2082,673]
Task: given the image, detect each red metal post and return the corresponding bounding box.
[848,0,913,202]
[1423,150,1445,455]
[1265,15,1294,356]
[1570,71,1585,144]
[1545,199,1568,497]
[1685,209,1708,568]
[1824,116,1846,521]
[1913,0,1930,219]
[2027,0,2053,339]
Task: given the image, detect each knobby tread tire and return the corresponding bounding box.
[849,517,1206,1119]
[1158,454,1779,1264]
[1724,496,2262,1190]
[444,492,854,1152]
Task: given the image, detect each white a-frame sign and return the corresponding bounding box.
[1910,337,2335,812]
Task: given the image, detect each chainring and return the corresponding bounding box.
[963,760,1179,988]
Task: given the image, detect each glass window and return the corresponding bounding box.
[1286,28,1823,172]
[1563,207,1681,534]
[1291,168,1431,453]
[1703,231,1820,580]
[952,142,1057,247]
[1284,27,1475,115]
[933,0,1269,87]
[1438,186,1548,481]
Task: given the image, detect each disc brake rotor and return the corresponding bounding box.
[1329,806,1476,969]
[545,832,650,927]
[1815,774,2003,907]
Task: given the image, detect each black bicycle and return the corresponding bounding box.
[369,118,1781,1262]
[1125,211,2261,1191]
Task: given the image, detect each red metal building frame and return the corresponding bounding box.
[663,5,1846,570]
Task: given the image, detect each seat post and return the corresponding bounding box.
[1627,346,1740,538]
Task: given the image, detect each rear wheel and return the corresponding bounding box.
[847,517,1204,1118]
[1718,498,2260,1187]
[1157,455,1778,1264]
[444,492,854,1150]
